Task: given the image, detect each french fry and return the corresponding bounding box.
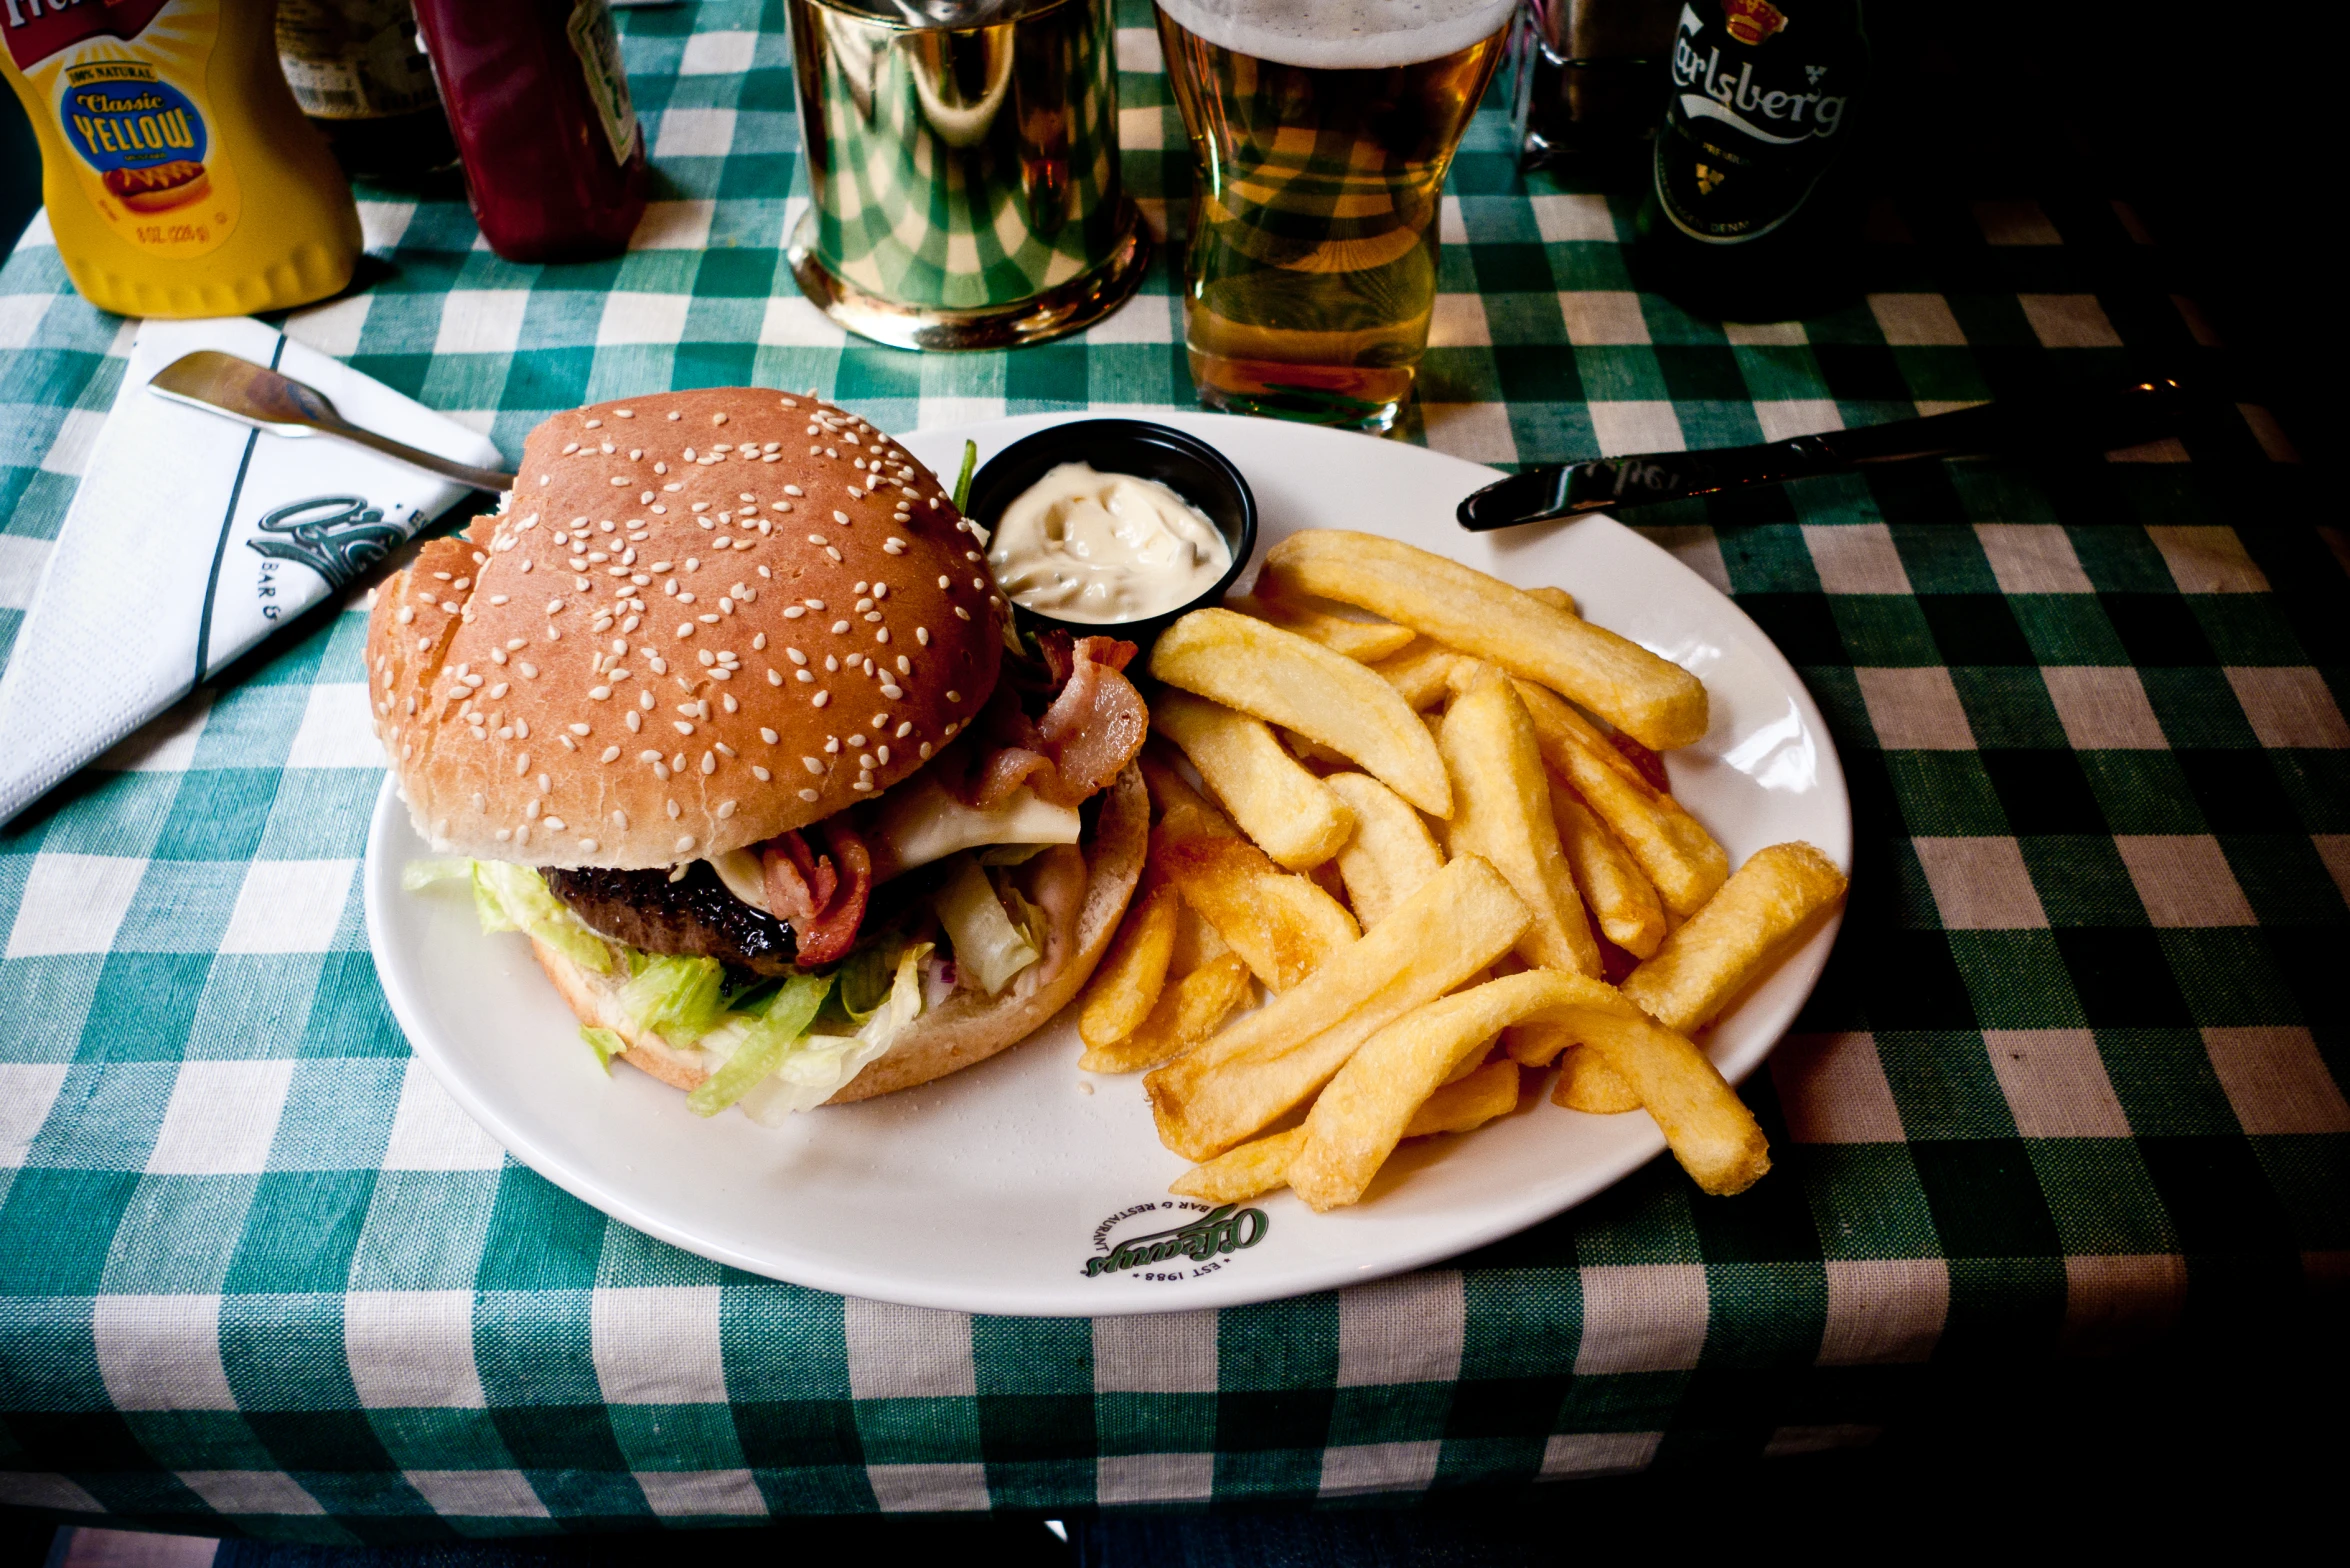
[1262,531,1709,750]
[1155,824,1358,993]
[1370,640,1467,711]
[1604,729,1671,794]
[1550,777,1666,958]
[1145,855,1530,1160]
[1548,1044,1641,1113]
[1437,669,1601,977]
[1323,772,1445,930]
[1077,879,1179,1049]
[1082,951,1253,1074]
[1439,1032,1497,1084]
[1167,1058,1524,1204]
[1541,827,1832,1109]
[1537,1003,1770,1195]
[1405,1058,1521,1136]
[1513,678,1728,915]
[1489,986,1770,1184]
[1225,590,1418,663]
[1278,728,1356,770]
[1152,691,1356,870]
[1138,740,1238,834]
[1503,1022,1565,1067]
[1513,673,1660,793]
[1525,586,1578,616]
[1151,608,1452,817]
[1290,968,1618,1210]
[1621,841,1848,1035]
[1168,895,1231,973]
[1513,1010,1644,1109]
[1170,1126,1306,1203]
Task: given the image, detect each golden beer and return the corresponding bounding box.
[1156,0,1514,429]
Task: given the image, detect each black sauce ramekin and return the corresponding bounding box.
[962,418,1256,656]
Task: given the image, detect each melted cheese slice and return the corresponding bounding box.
[709,847,771,910]
[872,776,1081,873]
[704,779,1081,913]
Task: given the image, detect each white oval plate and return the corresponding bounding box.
[365,412,1849,1316]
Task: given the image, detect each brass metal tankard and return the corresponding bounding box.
[785,0,1150,351]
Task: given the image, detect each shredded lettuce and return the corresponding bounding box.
[976,842,1050,867]
[686,972,834,1117]
[409,859,613,974]
[1002,882,1050,961]
[410,858,938,1126]
[615,954,727,1042]
[725,975,786,1018]
[401,859,473,891]
[933,855,1039,996]
[836,939,901,1024]
[579,1026,624,1073]
[737,943,932,1126]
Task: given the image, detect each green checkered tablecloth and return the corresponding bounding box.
[2,0,2344,1541]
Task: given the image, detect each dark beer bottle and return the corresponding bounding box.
[1633,0,1870,320]
[276,0,459,186]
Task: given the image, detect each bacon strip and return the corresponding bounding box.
[959,638,1144,809]
[962,685,1051,807]
[761,824,872,967]
[762,830,835,926]
[973,744,1057,808]
[1036,636,1148,799]
[760,637,1142,964]
[793,821,872,966]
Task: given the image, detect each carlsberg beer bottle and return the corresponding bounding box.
[1634,0,1869,319]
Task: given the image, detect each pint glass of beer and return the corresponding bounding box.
[1156,0,1516,430]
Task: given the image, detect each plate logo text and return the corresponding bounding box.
[1083,1201,1267,1281]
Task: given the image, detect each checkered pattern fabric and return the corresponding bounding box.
[1,0,2343,1541]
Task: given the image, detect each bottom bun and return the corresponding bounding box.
[529,763,1148,1105]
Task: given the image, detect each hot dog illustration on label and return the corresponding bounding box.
[63,63,211,213]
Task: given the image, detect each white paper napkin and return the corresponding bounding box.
[0,316,503,827]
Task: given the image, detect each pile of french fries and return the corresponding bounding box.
[1071,530,1849,1211]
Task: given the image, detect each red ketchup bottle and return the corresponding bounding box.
[408,0,648,262]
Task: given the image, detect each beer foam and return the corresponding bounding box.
[1153,0,1518,71]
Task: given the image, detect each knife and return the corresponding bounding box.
[1455,375,2187,532]
[148,350,519,494]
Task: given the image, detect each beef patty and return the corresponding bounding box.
[542,861,797,975]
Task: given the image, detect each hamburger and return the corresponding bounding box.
[369,390,1150,1122]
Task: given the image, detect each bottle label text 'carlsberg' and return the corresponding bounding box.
[1653,1,1855,246]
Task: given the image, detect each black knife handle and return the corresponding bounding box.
[1456,376,2187,532]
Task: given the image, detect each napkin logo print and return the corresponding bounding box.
[248,494,409,592]
[1083,1200,1268,1280]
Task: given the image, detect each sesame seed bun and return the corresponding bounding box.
[366,391,1007,868]
[528,764,1148,1101]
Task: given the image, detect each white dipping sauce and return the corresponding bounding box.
[986,462,1232,623]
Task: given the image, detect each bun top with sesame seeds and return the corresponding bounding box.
[365,389,1006,869]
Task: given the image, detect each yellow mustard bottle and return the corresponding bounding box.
[2,0,361,317]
